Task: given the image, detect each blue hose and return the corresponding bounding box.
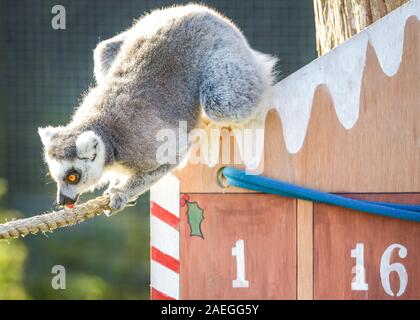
[221,167,420,222]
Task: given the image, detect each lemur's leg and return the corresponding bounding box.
[199,49,274,125]
[105,164,174,215]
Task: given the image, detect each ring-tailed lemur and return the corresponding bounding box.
[38,4,277,214]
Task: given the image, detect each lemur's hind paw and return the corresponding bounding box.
[104,188,130,216]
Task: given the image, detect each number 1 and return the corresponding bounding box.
[232,239,249,288]
[351,243,368,291]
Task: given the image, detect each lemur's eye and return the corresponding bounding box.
[66,172,80,184]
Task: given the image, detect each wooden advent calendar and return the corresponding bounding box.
[150,0,420,300]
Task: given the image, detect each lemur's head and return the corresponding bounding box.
[38,127,106,207]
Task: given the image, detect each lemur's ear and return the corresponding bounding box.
[76,131,100,161]
[38,126,62,147]
[93,32,127,84]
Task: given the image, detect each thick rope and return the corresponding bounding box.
[0,195,111,240]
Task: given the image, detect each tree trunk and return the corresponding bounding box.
[313,0,408,56]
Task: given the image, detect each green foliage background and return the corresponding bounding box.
[0,180,29,299]
[0,0,315,299]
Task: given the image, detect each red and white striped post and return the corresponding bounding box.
[150,173,180,300]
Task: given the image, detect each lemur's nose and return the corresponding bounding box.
[58,193,78,206]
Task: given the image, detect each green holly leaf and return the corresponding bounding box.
[186,202,204,238]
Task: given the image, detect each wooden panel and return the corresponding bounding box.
[180,193,296,299]
[314,193,420,300]
[288,17,419,192]
[297,199,313,300]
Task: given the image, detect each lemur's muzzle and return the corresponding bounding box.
[58,193,79,207]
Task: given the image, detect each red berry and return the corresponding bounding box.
[183,194,190,201]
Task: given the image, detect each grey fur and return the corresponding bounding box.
[38,4,277,213]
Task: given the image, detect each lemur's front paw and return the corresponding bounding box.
[104,188,129,216]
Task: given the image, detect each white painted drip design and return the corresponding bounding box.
[235,0,420,169]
